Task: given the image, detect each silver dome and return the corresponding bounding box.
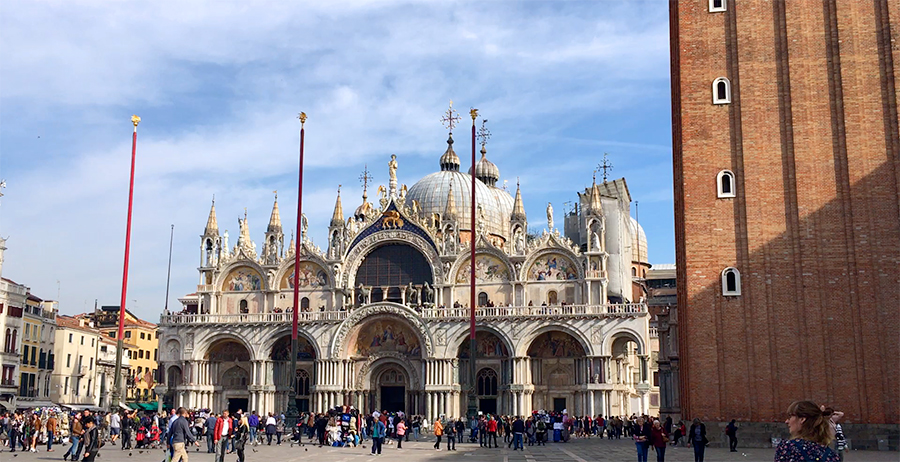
[407,171,510,238]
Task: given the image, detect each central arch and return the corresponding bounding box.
[354,243,433,303]
[330,303,434,357]
[342,230,445,289]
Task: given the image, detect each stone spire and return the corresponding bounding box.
[590,173,603,214]
[287,231,295,256]
[511,179,526,221]
[204,198,219,236]
[444,181,457,220]
[267,192,282,234]
[331,186,344,226]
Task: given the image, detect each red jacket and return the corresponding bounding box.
[213,417,233,442]
[487,419,498,432]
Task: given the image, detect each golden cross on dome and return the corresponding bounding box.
[441,100,461,133]
[598,152,613,183]
[478,119,491,149]
[359,165,373,197]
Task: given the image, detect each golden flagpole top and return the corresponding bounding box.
[131,115,141,129]
[470,108,478,123]
[298,112,307,127]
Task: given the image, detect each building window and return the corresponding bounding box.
[91,338,94,347]
[139,350,144,359]
[66,354,71,368]
[125,331,132,339]
[64,377,69,394]
[717,170,736,198]
[69,333,73,343]
[478,292,488,307]
[89,358,93,370]
[154,349,158,361]
[140,332,145,340]
[709,0,726,12]
[713,77,731,104]
[722,267,741,296]
[80,335,84,345]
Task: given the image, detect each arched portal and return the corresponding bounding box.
[355,244,433,303]
[270,334,317,412]
[457,330,511,415]
[527,330,587,414]
[372,365,408,413]
[206,339,252,413]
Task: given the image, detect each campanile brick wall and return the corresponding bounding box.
[671,0,899,426]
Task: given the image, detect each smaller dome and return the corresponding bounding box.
[440,135,461,171]
[468,148,500,187]
[629,217,648,264]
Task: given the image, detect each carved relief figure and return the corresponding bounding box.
[381,210,404,229]
[546,202,554,230]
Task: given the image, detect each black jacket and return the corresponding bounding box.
[82,426,100,453]
[688,423,709,446]
[512,419,525,433]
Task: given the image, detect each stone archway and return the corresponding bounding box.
[269,334,318,412]
[526,330,588,415]
[205,339,252,413]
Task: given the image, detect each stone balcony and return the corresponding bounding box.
[158,303,647,326]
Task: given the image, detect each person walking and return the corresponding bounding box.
[689,418,709,462]
[775,400,839,462]
[213,410,232,462]
[247,411,259,446]
[411,415,420,441]
[650,419,669,462]
[63,414,82,461]
[108,410,120,445]
[45,412,57,452]
[233,416,249,462]
[445,419,456,451]
[632,417,651,462]
[512,416,525,451]
[275,416,284,445]
[80,416,100,462]
[170,407,199,462]
[370,414,385,455]
[486,416,498,448]
[395,418,406,449]
[204,413,217,453]
[264,413,276,445]
[535,418,547,446]
[726,419,738,452]
[432,418,443,450]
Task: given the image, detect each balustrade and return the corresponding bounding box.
[159,303,646,325]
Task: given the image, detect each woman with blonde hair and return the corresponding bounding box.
[775,400,839,462]
[233,416,250,462]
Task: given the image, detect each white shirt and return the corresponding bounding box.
[266,416,276,426]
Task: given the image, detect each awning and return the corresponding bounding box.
[16,400,58,409]
[138,403,157,411]
[127,403,142,410]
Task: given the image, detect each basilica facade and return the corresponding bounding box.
[158,134,654,420]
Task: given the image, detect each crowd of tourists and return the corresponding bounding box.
[0,398,846,462]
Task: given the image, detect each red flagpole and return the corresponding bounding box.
[470,109,477,341]
[117,116,140,340]
[292,113,306,342]
[287,112,306,417]
[112,115,140,410]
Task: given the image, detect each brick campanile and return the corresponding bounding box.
[670,0,899,445]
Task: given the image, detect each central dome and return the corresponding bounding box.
[407,171,508,237]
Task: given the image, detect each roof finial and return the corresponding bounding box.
[478,119,491,157]
[359,164,373,200]
[441,100,461,137]
[597,153,613,183]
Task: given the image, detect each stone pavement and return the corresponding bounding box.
[4,436,895,462]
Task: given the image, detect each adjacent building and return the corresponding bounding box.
[18,293,57,408]
[670,0,899,448]
[89,307,159,403]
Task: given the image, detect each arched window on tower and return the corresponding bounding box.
[300,297,310,311]
[713,77,731,104]
[722,267,741,296]
[478,292,488,307]
[632,267,638,277]
[717,170,736,198]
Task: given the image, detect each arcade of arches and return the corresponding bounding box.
[167,315,650,419]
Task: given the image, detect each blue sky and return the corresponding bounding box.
[0,0,673,321]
